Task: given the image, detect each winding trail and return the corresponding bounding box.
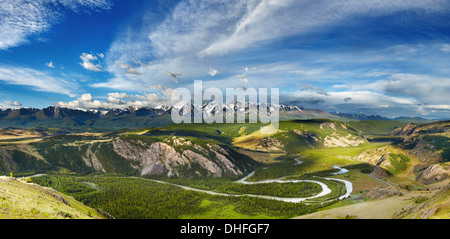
[369,166,392,186]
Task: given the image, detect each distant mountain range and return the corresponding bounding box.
[0,106,171,130]
[0,104,339,130]
[0,104,433,130]
[329,112,431,123]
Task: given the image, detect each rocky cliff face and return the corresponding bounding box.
[0,135,257,178]
[390,123,418,136]
[390,121,450,137]
[417,164,449,185]
[109,137,252,177]
[390,121,450,163]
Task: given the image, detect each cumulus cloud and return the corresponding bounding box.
[78,93,93,102]
[55,85,177,111]
[4,100,22,107]
[80,53,103,72]
[0,65,77,96]
[0,0,112,50]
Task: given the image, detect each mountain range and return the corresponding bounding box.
[0,104,433,130]
[0,104,339,130]
[329,112,431,123]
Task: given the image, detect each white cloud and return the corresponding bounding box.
[318,72,450,117]
[286,88,420,116]
[383,73,450,105]
[0,65,77,96]
[340,73,450,105]
[363,71,390,77]
[297,83,328,96]
[115,61,139,75]
[78,93,93,102]
[80,53,103,72]
[0,0,112,50]
[55,89,176,110]
[94,0,450,108]
[440,44,450,53]
[108,92,130,99]
[236,74,248,83]
[166,71,182,83]
[198,0,447,57]
[46,61,55,68]
[424,105,450,110]
[208,67,219,77]
[4,100,22,107]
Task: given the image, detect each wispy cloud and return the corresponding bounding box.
[0,65,77,97]
[166,71,182,83]
[198,0,447,56]
[115,61,139,75]
[96,0,449,91]
[0,0,112,50]
[297,83,328,96]
[236,74,248,83]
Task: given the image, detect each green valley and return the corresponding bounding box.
[1,119,449,219]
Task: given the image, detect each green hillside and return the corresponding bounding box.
[0,176,105,219]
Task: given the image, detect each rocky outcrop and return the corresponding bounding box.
[111,138,246,177]
[320,122,336,130]
[324,133,366,148]
[390,123,418,136]
[417,164,449,185]
[392,121,450,163]
[394,185,450,219]
[365,186,403,200]
[82,144,106,173]
[255,137,284,152]
[409,139,441,162]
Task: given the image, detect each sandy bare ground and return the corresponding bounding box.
[295,195,417,219]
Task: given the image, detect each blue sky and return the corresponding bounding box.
[1,0,450,118]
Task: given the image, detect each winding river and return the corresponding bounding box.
[142,158,353,204]
[27,157,353,204]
